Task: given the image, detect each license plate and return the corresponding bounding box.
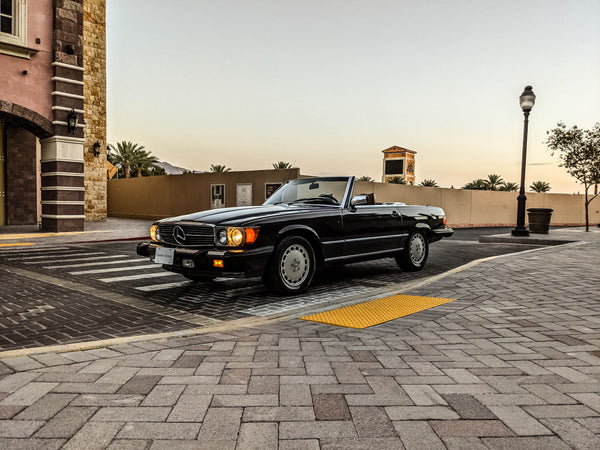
[154,247,175,265]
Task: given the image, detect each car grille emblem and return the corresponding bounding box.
[173,225,187,244]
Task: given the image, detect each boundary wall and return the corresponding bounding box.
[108,172,599,227]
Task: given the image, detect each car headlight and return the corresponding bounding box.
[150,225,160,242]
[218,229,228,246]
[229,228,244,246]
[216,227,260,247]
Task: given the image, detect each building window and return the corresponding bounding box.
[0,0,29,57]
[0,0,14,34]
[385,159,404,175]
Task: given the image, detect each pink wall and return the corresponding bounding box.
[0,0,54,121]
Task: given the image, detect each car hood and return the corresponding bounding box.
[158,204,337,226]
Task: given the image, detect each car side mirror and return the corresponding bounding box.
[351,195,368,207]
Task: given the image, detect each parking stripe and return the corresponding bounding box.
[13,252,105,261]
[99,272,179,283]
[135,281,190,291]
[44,258,146,269]
[25,254,122,264]
[69,264,160,275]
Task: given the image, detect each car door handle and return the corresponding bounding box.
[391,210,400,217]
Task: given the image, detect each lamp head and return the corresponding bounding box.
[67,109,78,134]
[519,85,536,112]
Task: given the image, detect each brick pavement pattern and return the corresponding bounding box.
[0,241,599,448]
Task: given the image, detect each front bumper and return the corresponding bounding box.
[430,227,454,243]
[136,242,273,278]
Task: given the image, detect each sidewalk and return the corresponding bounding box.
[0,224,599,448]
[0,218,153,246]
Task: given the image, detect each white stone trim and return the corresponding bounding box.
[52,61,84,71]
[41,201,85,205]
[41,172,85,177]
[41,214,86,219]
[52,121,85,128]
[41,135,84,163]
[51,106,84,114]
[51,91,85,100]
[52,76,84,86]
[41,158,85,164]
[41,186,85,191]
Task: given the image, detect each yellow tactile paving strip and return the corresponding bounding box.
[0,230,114,240]
[300,294,454,329]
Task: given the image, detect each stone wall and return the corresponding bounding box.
[82,0,107,221]
[5,127,37,225]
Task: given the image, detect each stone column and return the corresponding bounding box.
[41,0,86,231]
[83,0,107,221]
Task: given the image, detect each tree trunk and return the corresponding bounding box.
[585,189,589,232]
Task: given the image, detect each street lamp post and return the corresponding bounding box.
[512,85,536,237]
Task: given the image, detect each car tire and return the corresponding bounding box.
[264,235,316,294]
[396,231,428,271]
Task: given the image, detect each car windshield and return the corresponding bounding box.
[264,177,350,207]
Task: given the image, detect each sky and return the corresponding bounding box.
[106,0,600,194]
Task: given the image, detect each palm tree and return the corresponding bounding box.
[387,176,406,184]
[357,176,374,182]
[530,181,551,193]
[132,149,160,177]
[485,174,505,191]
[499,182,519,192]
[463,179,488,190]
[419,179,438,187]
[273,161,292,169]
[209,164,231,173]
[108,141,146,179]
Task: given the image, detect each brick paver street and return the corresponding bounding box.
[0,225,598,448]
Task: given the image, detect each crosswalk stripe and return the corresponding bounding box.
[0,246,70,254]
[99,272,179,283]
[69,264,160,275]
[13,252,105,261]
[135,281,190,291]
[44,258,146,269]
[26,254,122,264]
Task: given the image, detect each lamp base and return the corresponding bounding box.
[511,227,530,237]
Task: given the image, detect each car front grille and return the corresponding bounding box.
[158,223,215,247]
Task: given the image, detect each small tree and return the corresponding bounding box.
[209,164,231,173]
[499,181,519,192]
[387,176,406,184]
[545,122,600,231]
[529,181,551,193]
[357,176,374,182]
[419,179,438,187]
[485,174,505,191]
[273,161,292,169]
[463,179,488,190]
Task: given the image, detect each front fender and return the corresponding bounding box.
[277,224,320,241]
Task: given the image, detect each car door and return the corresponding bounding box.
[341,204,405,257]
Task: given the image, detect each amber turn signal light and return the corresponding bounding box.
[213,259,224,268]
[244,227,260,245]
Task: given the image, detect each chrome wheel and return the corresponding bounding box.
[279,243,310,288]
[395,231,428,272]
[409,233,427,265]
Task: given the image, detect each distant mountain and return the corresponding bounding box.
[155,161,200,175]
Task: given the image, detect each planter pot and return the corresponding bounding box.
[527,208,553,234]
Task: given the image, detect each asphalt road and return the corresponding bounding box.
[0,228,541,351]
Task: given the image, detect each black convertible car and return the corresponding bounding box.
[137,176,453,294]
